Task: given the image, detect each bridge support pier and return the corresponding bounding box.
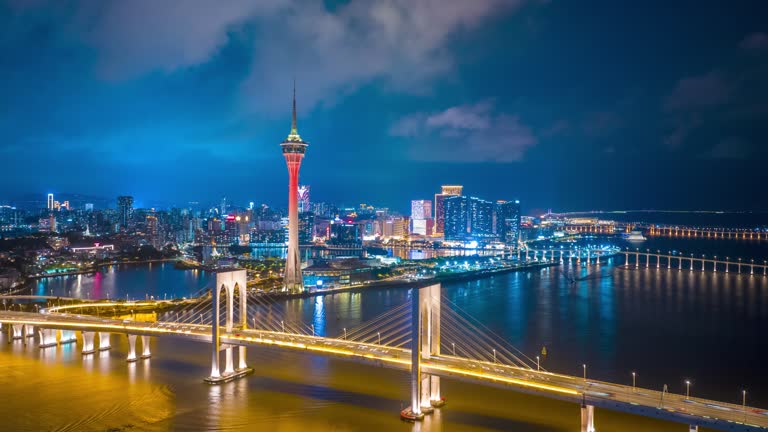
[11,324,23,340]
[98,332,111,351]
[140,335,151,359]
[127,334,138,362]
[82,331,96,355]
[24,324,34,338]
[38,328,57,348]
[581,403,596,432]
[689,426,698,432]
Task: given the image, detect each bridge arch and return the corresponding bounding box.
[207,270,249,382]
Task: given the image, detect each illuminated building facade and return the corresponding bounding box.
[280,86,308,293]
[299,212,314,245]
[329,221,361,246]
[496,200,521,246]
[444,195,495,242]
[298,185,311,213]
[410,199,433,236]
[47,193,54,210]
[117,196,134,230]
[434,185,463,236]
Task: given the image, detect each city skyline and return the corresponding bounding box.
[1,1,768,211]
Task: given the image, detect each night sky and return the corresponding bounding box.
[1,0,767,213]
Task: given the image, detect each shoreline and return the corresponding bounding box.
[259,261,558,300]
[26,257,179,280]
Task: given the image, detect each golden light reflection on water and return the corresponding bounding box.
[0,338,174,431]
[0,333,715,432]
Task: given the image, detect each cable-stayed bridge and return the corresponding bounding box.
[1,270,766,432]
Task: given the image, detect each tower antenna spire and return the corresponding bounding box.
[291,79,297,134]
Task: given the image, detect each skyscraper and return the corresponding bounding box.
[496,200,521,246]
[444,195,469,241]
[434,185,463,236]
[298,185,310,213]
[410,199,433,236]
[281,85,308,293]
[444,195,495,242]
[117,196,134,231]
[47,193,54,210]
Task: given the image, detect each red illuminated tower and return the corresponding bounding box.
[281,84,308,292]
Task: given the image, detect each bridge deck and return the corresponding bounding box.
[1,311,766,431]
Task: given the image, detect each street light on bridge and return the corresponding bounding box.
[583,364,587,383]
[685,380,691,399]
[743,390,748,422]
[632,372,636,391]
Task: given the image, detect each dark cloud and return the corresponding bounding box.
[739,32,768,53]
[392,102,537,162]
[665,71,732,112]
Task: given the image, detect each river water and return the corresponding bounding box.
[3,236,768,431]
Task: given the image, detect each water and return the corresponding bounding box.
[30,262,211,300]
[3,238,768,431]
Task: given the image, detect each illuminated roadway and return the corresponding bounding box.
[1,310,766,431]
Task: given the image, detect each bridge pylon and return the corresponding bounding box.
[205,270,253,384]
[404,282,444,421]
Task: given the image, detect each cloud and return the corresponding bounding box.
[391,102,537,162]
[705,137,750,159]
[662,117,701,149]
[242,0,526,113]
[20,0,526,110]
[739,32,768,53]
[426,101,493,130]
[582,111,623,137]
[665,71,732,111]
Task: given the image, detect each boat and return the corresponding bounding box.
[622,230,647,241]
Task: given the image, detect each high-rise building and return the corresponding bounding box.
[444,196,469,241]
[299,212,314,244]
[117,196,134,231]
[469,197,494,239]
[280,85,308,293]
[47,193,54,210]
[444,195,495,242]
[496,200,521,246]
[329,221,361,246]
[410,199,433,236]
[298,185,311,213]
[85,203,94,211]
[434,185,463,235]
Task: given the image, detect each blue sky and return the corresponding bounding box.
[1,0,767,212]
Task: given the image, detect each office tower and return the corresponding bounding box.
[85,203,94,211]
[434,185,463,235]
[280,85,308,293]
[117,196,134,230]
[47,193,54,210]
